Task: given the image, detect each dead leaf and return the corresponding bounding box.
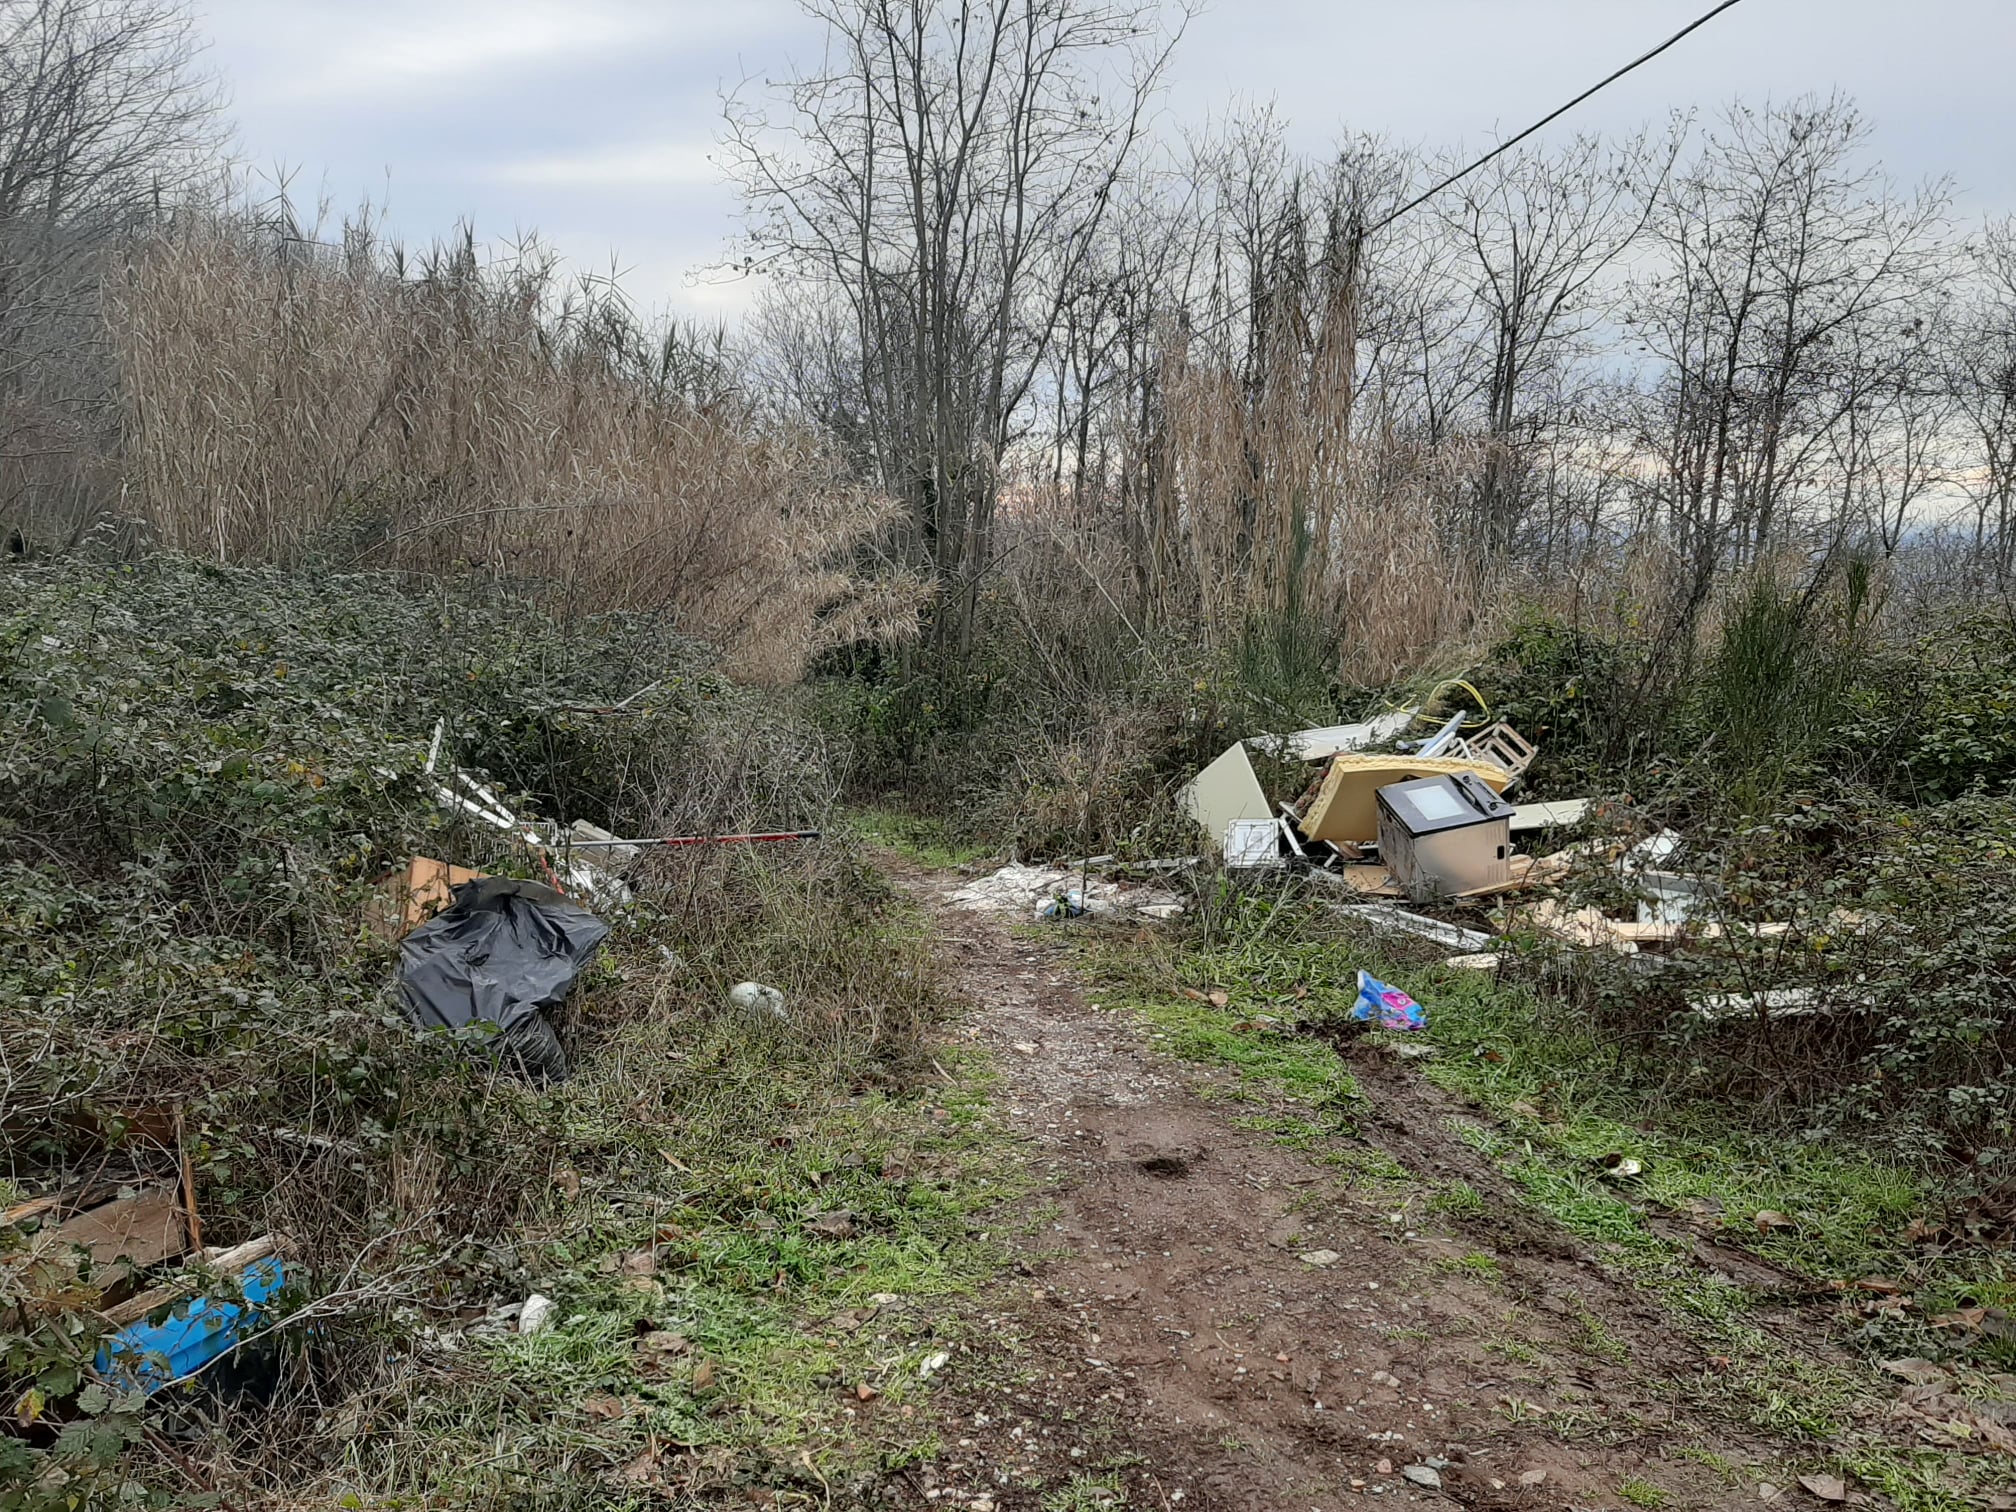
[614,1444,662,1485]
[1754,1209,1795,1232]
[661,1151,691,1173]
[1180,988,1209,1003]
[881,1151,912,1181]
[554,1166,582,1199]
[855,1383,879,1401]
[692,1357,717,1390]
[1797,1473,1848,1502]
[1851,1275,1905,1294]
[1878,1362,1943,1387]
[807,1210,857,1240]
[640,1331,690,1356]
[583,1394,628,1421]
[1208,990,1230,1008]
[621,1246,657,1276]
[1932,1307,1987,1330]
[1518,1469,1546,1487]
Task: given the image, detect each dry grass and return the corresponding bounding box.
[106,209,925,682]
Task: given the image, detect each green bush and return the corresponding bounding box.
[0,555,911,1508]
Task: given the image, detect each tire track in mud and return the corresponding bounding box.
[894,866,1802,1512]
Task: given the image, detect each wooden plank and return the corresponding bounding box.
[3,1183,116,1230]
[34,1185,189,1270]
[1336,865,1403,897]
[1514,900,1639,954]
[100,1236,284,1329]
[1509,799,1593,833]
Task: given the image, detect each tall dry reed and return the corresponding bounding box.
[107,211,924,681]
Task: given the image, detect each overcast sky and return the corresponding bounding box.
[195,0,2015,324]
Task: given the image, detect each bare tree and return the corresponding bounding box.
[1430,126,1678,558]
[0,0,222,541]
[1623,96,1951,619]
[1948,217,2016,585]
[722,0,1187,658]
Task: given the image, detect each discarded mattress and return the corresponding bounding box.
[395,878,608,1080]
[1299,754,1512,845]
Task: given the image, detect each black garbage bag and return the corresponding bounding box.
[395,877,610,1082]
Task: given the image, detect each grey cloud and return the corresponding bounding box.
[198,0,2016,321]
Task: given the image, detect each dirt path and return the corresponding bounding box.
[896,867,1806,1512]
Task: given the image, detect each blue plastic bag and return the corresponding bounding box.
[1352,970,1426,1032]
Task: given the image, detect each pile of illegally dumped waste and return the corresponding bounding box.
[1179,698,1579,899]
[1176,701,1825,1018]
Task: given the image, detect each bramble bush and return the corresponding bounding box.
[0,555,919,1508]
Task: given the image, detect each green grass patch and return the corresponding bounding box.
[1617,1472,1668,1508]
[1060,890,2008,1507]
[847,805,997,868]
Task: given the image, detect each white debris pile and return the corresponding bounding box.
[948,863,1182,921]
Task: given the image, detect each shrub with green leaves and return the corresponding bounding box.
[0,555,923,1508]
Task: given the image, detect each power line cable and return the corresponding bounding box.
[1365,0,1748,235]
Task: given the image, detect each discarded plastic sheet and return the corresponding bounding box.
[1509,799,1593,833]
[1689,988,1835,1022]
[1179,743,1273,854]
[728,981,788,1020]
[1352,971,1426,1032]
[1336,902,1493,953]
[1038,888,1087,919]
[1281,710,1416,761]
[1300,755,1512,845]
[97,1240,287,1394]
[519,1293,558,1335]
[395,878,609,1080]
[949,863,1181,921]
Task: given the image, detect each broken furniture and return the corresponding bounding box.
[1442,721,1537,787]
[371,855,485,941]
[1376,772,1516,902]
